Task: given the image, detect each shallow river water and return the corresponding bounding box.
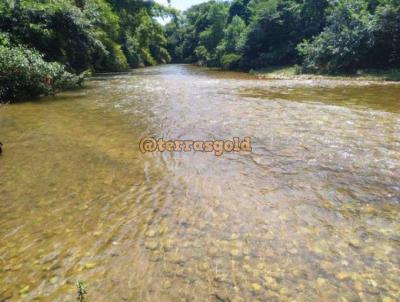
[0,65,399,301]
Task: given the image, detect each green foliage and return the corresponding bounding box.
[0,1,101,72]
[298,0,374,72]
[0,32,10,46]
[195,45,210,65]
[0,0,172,101]
[0,45,81,102]
[370,0,400,66]
[215,15,246,69]
[165,18,185,62]
[76,280,87,302]
[187,1,230,66]
[199,2,228,50]
[1,0,398,103]
[94,34,129,71]
[221,16,246,54]
[228,0,251,23]
[166,0,399,73]
[84,0,120,40]
[221,53,242,69]
[240,0,329,69]
[0,0,172,70]
[122,34,144,67]
[165,1,230,66]
[297,0,400,72]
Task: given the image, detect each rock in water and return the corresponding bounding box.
[145,240,158,251]
[251,283,262,292]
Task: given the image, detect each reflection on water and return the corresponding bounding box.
[0,65,399,301]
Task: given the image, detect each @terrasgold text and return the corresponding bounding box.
[139,137,252,156]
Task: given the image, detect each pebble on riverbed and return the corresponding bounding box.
[335,272,352,281]
[145,229,157,238]
[84,262,96,269]
[251,283,262,292]
[145,240,158,251]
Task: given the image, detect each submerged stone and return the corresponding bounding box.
[163,280,172,289]
[348,239,361,248]
[317,278,327,287]
[19,285,30,295]
[335,272,351,280]
[145,240,158,250]
[84,262,96,269]
[230,249,241,257]
[263,276,278,289]
[145,230,157,238]
[251,283,262,292]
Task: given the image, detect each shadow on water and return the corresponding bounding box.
[240,84,400,113]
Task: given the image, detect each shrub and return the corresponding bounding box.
[370,2,400,67]
[194,45,210,66]
[0,31,9,46]
[122,35,144,67]
[93,33,129,71]
[298,0,374,72]
[0,45,81,102]
[221,53,242,69]
[0,1,103,73]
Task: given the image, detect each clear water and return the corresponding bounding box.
[0,65,399,301]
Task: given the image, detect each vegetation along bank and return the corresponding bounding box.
[1,0,399,102]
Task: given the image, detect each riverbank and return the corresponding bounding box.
[251,66,400,82]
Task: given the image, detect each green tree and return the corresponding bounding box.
[298,0,374,72]
[0,0,173,101]
[218,15,246,68]
[369,0,400,67]
[228,0,251,23]
[0,45,81,102]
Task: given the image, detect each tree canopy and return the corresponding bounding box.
[1,0,399,101]
[165,0,400,72]
[0,0,175,101]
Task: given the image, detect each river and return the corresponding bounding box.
[0,64,399,301]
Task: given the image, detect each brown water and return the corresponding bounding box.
[0,65,399,302]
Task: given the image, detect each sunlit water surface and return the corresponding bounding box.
[0,65,399,301]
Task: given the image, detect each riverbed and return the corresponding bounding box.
[0,65,399,301]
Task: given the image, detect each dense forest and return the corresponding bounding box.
[1,0,400,102]
[165,0,400,72]
[0,0,174,101]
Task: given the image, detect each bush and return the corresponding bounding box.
[0,31,9,46]
[122,35,144,68]
[0,2,103,73]
[370,2,400,67]
[194,45,210,66]
[93,33,129,71]
[221,53,242,69]
[298,0,374,72]
[0,45,81,102]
